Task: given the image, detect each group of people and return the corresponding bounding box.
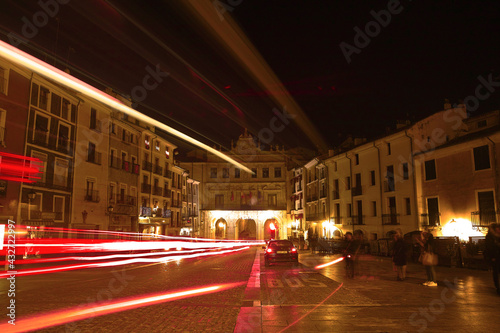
[309,226,500,294]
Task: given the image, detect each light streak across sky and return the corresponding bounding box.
[0,282,245,333]
[0,40,253,173]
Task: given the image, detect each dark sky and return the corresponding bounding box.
[1,0,499,152]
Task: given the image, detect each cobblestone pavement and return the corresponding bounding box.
[3,248,500,332]
[236,251,500,333]
[0,248,258,332]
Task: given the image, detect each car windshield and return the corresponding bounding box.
[269,241,293,248]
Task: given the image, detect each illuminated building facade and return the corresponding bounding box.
[180,131,293,240]
[19,74,78,229]
[138,126,177,236]
[415,110,500,240]
[289,166,305,239]
[0,57,30,225]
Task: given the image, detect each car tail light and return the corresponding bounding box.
[291,248,297,253]
[266,248,273,253]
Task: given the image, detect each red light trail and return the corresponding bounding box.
[315,256,345,269]
[0,282,245,333]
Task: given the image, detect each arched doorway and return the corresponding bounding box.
[215,218,227,239]
[237,219,257,240]
[263,219,278,240]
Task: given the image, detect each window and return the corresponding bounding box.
[347,203,352,217]
[53,158,69,187]
[210,168,217,178]
[87,142,96,163]
[34,113,49,144]
[355,154,359,165]
[370,170,376,186]
[53,196,64,221]
[372,201,377,217]
[31,83,39,106]
[268,194,277,207]
[110,123,116,134]
[57,123,70,151]
[274,167,281,178]
[62,99,72,121]
[262,168,269,178]
[223,168,229,178]
[234,168,240,178]
[90,108,97,129]
[405,197,411,215]
[215,194,224,208]
[109,183,116,202]
[402,163,409,180]
[29,193,42,220]
[424,159,437,180]
[252,168,257,178]
[0,66,7,94]
[345,176,351,190]
[51,93,61,117]
[39,86,49,110]
[387,143,391,155]
[473,145,490,171]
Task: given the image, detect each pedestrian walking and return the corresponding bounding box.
[484,223,500,295]
[417,230,438,287]
[392,230,407,281]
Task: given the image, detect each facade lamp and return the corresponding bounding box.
[107,205,114,214]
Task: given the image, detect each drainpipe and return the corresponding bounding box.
[345,153,353,234]
[373,142,383,238]
[486,137,499,214]
[405,130,419,231]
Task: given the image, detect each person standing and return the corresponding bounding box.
[392,230,407,281]
[417,230,438,286]
[484,223,500,294]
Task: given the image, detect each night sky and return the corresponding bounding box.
[1,0,499,152]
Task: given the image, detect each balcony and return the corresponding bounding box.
[383,180,395,192]
[332,190,340,200]
[306,212,326,222]
[122,160,130,172]
[471,210,497,227]
[84,190,100,202]
[142,161,152,172]
[164,169,172,178]
[90,119,102,132]
[86,151,102,165]
[131,163,140,174]
[306,195,318,203]
[352,186,363,196]
[319,190,327,199]
[171,200,181,208]
[152,208,162,217]
[141,183,151,194]
[110,157,121,169]
[182,194,187,202]
[153,186,163,196]
[117,194,136,206]
[153,165,163,175]
[331,216,343,225]
[382,213,400,225]
[351,215,365,225]
[420,213,441,227]
[163,188,171,198]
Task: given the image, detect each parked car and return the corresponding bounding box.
[263,240,298,266]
